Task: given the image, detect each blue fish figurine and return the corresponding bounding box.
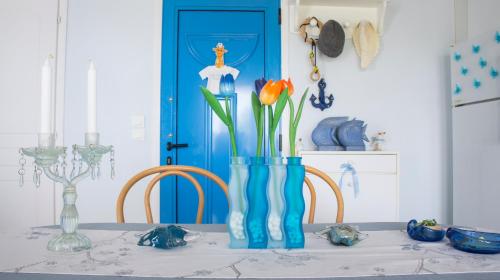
[337,119,369,151]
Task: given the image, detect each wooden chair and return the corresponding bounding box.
[117,164,342,225]
[304,165,344,224]
[116,165,229,224]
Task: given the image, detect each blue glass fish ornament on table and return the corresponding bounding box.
[138,226,189,249]
[316,225,367,246]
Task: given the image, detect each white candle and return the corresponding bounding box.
[40,58,51,134]
[87,60,97,133]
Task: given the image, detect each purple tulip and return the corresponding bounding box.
[254,78,267,96]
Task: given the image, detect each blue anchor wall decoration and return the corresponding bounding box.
[310,78,334,111]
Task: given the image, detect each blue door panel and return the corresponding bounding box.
[160,1,280,224]
[177,10,264,223]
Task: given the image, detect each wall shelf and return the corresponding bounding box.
[290,0,388,39]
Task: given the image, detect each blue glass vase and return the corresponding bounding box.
[227,157,249,248]
[283,157,306,249]
[245,157,269,249]
[267,157,286,248]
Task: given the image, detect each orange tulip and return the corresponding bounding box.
[259,78,295,105]
[284,78,294,96]
[259,80,282,105]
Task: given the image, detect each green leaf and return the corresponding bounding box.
[251,92,261,129]
[293,88,309,129]
[200,87,229,126]
[271,89,289,133]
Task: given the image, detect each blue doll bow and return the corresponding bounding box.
[339,163,360,198]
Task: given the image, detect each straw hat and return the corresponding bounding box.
[352,20,380,69]
[318,20,345,58]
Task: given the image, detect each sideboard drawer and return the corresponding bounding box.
[300,152,398,174]
[299,151,400,223]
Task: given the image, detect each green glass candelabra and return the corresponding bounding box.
[18,132,114,252]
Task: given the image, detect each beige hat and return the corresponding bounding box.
[352,20,380,69]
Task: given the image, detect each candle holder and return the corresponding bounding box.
[18,133,114,252]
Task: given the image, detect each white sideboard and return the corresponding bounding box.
[300,151,400,223]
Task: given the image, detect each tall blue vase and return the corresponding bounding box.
[227,157,249,248]
[245,157,269,249]
[283,157,306,249]
[267,157,286,248]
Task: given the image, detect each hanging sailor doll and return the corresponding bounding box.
[199,43,239,93]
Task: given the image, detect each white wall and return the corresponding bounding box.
[0,0,60,229]
[60,0,498,225]
[64,0,162,223]
[467,0,500,39]
[283,0,454,222]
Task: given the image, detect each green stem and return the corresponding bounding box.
[268,105,276,157]
[228,125,238,157]
[256,106,264,157]
[288,96,296,157]
[270,133,276,157]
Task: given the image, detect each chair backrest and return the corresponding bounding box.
[116,165,229,224]
[304,165,344,224]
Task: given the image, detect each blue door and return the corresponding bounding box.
[161,1,281,223]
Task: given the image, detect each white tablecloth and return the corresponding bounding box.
[1,226,500,279]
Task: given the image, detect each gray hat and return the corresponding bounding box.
[318,20,345,58]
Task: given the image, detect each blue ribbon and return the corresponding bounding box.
[339,163,360,198]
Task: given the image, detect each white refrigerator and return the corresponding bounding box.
[452,30,500,230]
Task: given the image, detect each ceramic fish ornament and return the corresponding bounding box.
[336,119,369,151]
[311,117,349,151]
[352,20,380,69]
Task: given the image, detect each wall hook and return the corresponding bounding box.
[310,78,334,111]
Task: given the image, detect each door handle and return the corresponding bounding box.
[166,142,188,151]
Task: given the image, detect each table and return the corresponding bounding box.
[1,223,500,280]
